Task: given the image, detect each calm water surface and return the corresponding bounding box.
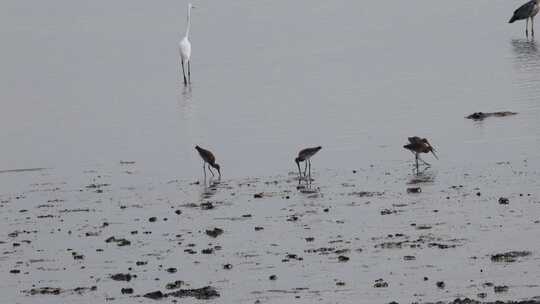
[0,0,539,180]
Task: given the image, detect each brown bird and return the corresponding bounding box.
[195,145,221,179]
[295,146,322,179]
[403,137,438,171]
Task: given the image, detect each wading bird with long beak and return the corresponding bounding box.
[403,137,438,172]
[195,145,221,179]
[179,3,195,85]
[295,146,322,180]
[509,0,540,37]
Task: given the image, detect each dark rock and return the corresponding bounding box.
[110,273,132,282]
[338,255,349,262]
[223,264,233,270]
[403,255,416,261]
[168,286,220,300]
[491,251,531,262]
[200,202,214,210]
[253,193,263,198]
[175,210,182,215]
[201,248,213,254]
[165,280,184,290]
[494,285,509,293]
[143,290,165,300]
[466,111,517,121]
[121,288,133,294]
[166,267,177,273]
[436,281,445,289]
[498,197,510,205]
[269,275,277,280]
[407,187,421,193]
[205,228,224,238]
[254,226,264,231]
[10,269,20,274]
[374,279,388,288]
[149,217,157,222]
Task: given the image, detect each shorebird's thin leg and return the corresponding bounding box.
[188,61,191,83]
[296,162,302,179]
[526,18,529,37]
[415,153,419,173]
[202,161,206,179]
[308,160,312,179]
[207,164,215,177]
[532,17,535,37]
[304,161,308,177]
[181,60,187,85]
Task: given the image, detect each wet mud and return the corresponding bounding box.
[1,160,539,303]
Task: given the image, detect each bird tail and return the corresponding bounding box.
[509,15,517,23]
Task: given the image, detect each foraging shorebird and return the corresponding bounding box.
[295,146,322,179]
[509,0,540,37]
[403,137,438,172]
[195,145,221,179]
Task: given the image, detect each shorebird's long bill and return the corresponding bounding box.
[431,149,439,160]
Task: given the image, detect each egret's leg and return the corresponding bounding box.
[188,61,191,83]
[208,164,215,177]
[526,18,529,37]
[181,60,187,85]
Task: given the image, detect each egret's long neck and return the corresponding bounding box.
[184,7,192,38]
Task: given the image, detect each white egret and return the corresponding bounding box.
[179,3,195,85]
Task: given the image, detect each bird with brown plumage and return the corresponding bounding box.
[295,146,322,180]
[195,145,221,179]
[403,137,438,172]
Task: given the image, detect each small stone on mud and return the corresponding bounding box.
[175,210,182,215]
[110,273,132,282]
[373,279,388,288]
[144,290,164,299]
[223,264,233,270]
[436,281,445,289]
[490,250,530,262]
[253,193,263,198]
[166,280,184,290]
[200,202,214,210]
[201,248,213,254]
[149,217,157,222]
[10,269,20,274]
[121,288,133,294]
[498,197,509,205]
[338,255,349,262]
[403,255,416,261]
[205,228,224,238]
[494,285,509,293]
[269,275,277,280]
[407,187,421,193]
[166,267,177,273]
[254,226,264,231]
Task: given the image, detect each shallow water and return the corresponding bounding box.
[1,0,540,303]
[1,0,539,179]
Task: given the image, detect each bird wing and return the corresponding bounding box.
[408,136,422,144]
[513,0,536,19]
[179,38,192,61]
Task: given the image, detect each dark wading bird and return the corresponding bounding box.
[509,0,540,37]
[195,145,221,179]
[295,146,322,180]
[403,137,438,173]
